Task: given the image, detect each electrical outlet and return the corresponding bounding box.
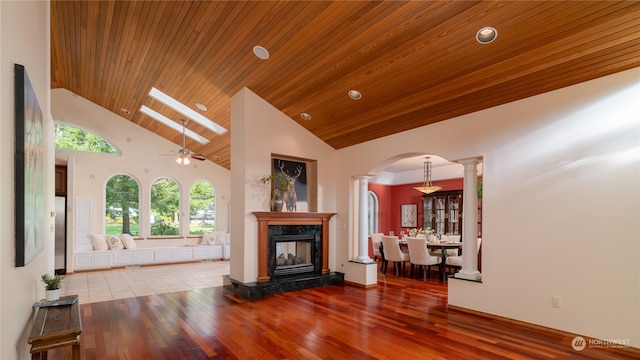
[552,296,561,308]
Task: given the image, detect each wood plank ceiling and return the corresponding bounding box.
[50,1,640,170]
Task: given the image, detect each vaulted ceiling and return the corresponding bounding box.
[50,1,640,170]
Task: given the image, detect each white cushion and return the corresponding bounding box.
[201,231,217,245]
[107,235,125,250]
[91,234,109,251]
[119,233,137,249]
[215,232,229,245]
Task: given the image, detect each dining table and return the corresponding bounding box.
[399,240,462,281]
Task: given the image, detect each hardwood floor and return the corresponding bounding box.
[48,273,636,359]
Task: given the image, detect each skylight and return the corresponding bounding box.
[140,105,210,144]
[148,87,227,135]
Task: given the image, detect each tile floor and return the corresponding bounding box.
[60,260,230,304]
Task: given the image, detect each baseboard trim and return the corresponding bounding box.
[447,305,640,355]
[344,281,377,288]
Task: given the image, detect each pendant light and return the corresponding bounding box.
[413,157,442,194]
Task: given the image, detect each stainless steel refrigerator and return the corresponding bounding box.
[55,196,66,274]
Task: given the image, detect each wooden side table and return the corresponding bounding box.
[28,295,81,360]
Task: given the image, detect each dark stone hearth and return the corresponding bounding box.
[223,272,345,300]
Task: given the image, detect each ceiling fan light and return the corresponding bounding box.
[183,156,190,165]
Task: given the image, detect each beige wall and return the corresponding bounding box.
[229,87,337,283]
[334,68,640,346]
[1,1,53,359]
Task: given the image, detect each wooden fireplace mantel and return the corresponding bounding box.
[253,212,336,282]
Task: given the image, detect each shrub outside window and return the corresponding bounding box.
[150,177,180,236]
[189,180,215,235]
[105,174,139,235]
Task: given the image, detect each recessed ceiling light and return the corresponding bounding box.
[300,113,312,121]
[195,103,207,111]
[121,108,130,114]
[476,27,498,44]
[348,90,362,100]
[253,45,270,60]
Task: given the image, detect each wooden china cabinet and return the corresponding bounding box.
[422,190,462,236]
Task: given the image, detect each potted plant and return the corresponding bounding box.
[260,172,290,211]
[41,273,63,301]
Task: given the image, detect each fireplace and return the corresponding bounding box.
[253,212,335,282]
[271,234,317,277]
[225,212,343,299]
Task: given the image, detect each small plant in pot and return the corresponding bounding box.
[41,273,63,301]
[260,172,290,211]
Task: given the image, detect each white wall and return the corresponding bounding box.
[0,1,53,359]
[229,87,337,283]
[335,69,640,346]
[51,89,231,269]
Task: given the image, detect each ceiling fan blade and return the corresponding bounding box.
[158,150,178,156]
[190,153,206,161]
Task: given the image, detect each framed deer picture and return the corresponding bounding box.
[271,155,317,212]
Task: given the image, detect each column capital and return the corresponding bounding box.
[457,157,481,166]
[355,174,373,181]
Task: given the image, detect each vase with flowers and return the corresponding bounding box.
[260,172,290,211]
[408,227,435,240]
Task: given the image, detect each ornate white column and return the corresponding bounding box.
[455,159,482,281]
[355,175,374,263]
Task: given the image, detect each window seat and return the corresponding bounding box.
[73,244,229,271]
[73,232,230,271]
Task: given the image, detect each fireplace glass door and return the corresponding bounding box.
[273,235,315,277]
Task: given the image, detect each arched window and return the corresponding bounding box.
[54,124,119,154]
[105,174,140,235]
[368,190,379,235]
[150,177,180,236]
[189,180,215,234]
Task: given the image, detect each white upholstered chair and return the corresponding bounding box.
[380,235,410,276]
[370,233,383,263]
[446,238,482,273]
[405,236,441,280]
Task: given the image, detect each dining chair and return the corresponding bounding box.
[370,233,385,270]
[406,236,441,281]
[445,234,462,256]
[380,235,410,276]
[446,238,482,273]
[370,233,383,261]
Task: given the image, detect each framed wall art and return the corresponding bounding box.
[15,64,45,267]
[271,154,317,212]
[401,203,418,228]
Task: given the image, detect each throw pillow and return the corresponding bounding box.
[215,232,229,245]
[107,235,125,250]
[119,233,137,249]
[92,234,109,251]
[201,231,216,245]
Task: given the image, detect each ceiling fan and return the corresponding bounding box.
[172,119,206,165]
